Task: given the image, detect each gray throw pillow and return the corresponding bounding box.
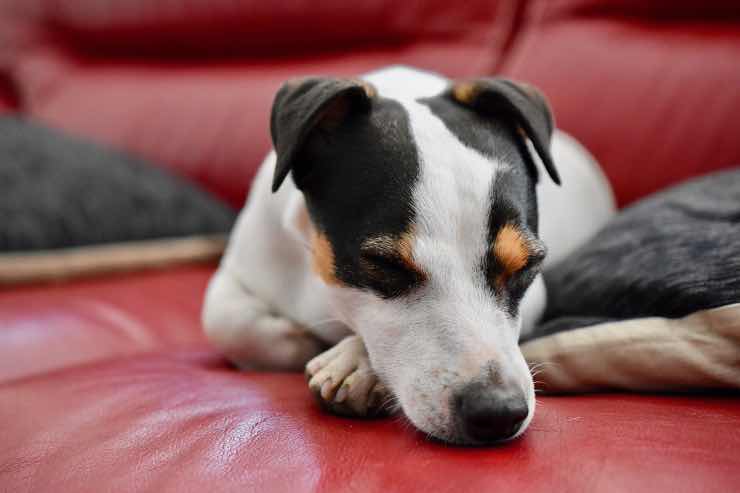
[534,168,740,338]
[0,117,236,251]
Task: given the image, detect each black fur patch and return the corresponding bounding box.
[421,96,543,315]
[297,97,423,298]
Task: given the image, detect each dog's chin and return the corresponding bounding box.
[395,391,480,446]
[398,387,537,447]
[409,417,534,447]
[400,407,461,445]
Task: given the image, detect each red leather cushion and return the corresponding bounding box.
[2,0,510,57]
[0,95,14,112]
[500,2,740,206]
[0,71,19,112]
[0,266,212,383]
[1,352,738,492]
[1,267,739,491]
[541,0,740,19]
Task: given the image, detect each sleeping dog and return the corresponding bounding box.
[203,66,615,445]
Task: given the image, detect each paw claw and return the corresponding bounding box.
[334,384,349,403]
[367,388,381,410]
[320,379,336,400]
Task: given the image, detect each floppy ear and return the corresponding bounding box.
[270,77,376,192]
[447,78,560,185]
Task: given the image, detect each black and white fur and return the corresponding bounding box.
[203,66,615,445]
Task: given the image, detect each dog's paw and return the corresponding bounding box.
[305,335,391,418]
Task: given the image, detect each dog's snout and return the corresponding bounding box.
[454,382,528,443]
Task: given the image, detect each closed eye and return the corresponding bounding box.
[359,247,426,298]
[360,250,412,275]
[360,249,425,284]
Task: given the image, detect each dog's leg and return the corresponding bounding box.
[203,270,325,371]
[305,335,391,417]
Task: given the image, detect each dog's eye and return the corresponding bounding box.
[362,251,405,272]
[360,251,415,279]
[359,250,425,298]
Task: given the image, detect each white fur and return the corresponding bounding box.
[203,66,616,443]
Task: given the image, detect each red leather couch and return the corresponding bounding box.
[2,1,739,491]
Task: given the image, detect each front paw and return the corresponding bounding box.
[305,335,391,418]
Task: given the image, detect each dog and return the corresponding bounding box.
[203,66,615,445]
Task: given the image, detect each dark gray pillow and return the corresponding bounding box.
[534,168,740,338]
[0,117,236,251]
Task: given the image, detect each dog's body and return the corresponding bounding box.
[203,66,615,444]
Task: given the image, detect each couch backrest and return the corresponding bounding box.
[1,0,738,208]
[0,0,517,208]
[501,0,740,206]
[0,0,513,57]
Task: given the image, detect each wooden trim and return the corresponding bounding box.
[0,235,228,285]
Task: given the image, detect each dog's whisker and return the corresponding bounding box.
[529,361,560,371]
[393,413,416,433]
[380,391,399,408]
[529,365,554,378]
[528,362,559,375]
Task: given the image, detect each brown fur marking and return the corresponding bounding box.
[362,229,427,280]
[352,79,378,99]
[397,231,419,273]
[493,224,530,286]
[451,81,480,105]
[311,231,341,286]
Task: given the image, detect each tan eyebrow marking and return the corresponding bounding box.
[351,79,378,99]
[311,231,342,286]
[451,81,482,105]
[362,228,427,281]
[492,224,530,287]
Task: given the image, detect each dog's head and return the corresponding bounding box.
[270,73,559,445]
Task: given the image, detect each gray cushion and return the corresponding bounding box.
[0,117,236,251]
[535,168,740,338]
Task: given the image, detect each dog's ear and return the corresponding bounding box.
[447,78,560,185]
[270,77,377,192]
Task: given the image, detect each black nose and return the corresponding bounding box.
[454,382,528,443]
